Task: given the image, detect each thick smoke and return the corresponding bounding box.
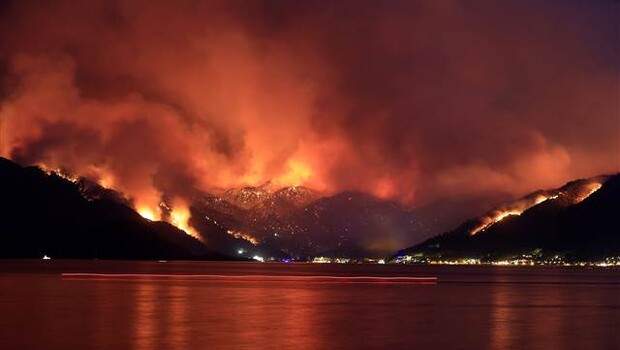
[0,0,618,209]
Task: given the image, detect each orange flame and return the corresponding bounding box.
[169,200,203,242]
[137,206,159,222]
[572,182,602,204]
[470,194,555,235]
[274,159,313,187]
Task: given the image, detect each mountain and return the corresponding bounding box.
[0,157,231,260]
[395,174,620,261]
[0,155,515,260]
[221,182,277,209]
[284,192,419,256]
[252,186,320,217]
[191,188,419,258]
[188,184,322,259]
[190,187,494,258]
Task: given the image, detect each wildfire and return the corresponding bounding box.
[470,193,556,235]
[226,229,259,245]
[96,173,115,189]
[38,164,80,183]
[274,159,312,187]
[169,201,202,242]
[572,182,602,204]
[137,206,159,221]
[37,162,207,242]
[136,200,203,242]
[469,210,521,236]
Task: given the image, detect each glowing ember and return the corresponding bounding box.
[572,182,602,204]
[226,230,259,245]
[39,165,80,183]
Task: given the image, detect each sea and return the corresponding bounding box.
[0,260,618,349]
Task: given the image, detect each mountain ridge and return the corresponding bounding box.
[7,157,612,261]
[0,157,232,260]
[395,173,620,262]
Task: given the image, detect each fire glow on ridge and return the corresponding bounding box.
[469,179,605,236]
[572,182,602,204]
[469,194,557,236]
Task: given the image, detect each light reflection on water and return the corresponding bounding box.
[0,261,619,350]
[134,283,157,350]
[167,285,189,350]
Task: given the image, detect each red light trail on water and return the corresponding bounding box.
[61,273,438,284]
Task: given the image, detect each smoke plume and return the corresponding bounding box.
[0,0,618,212]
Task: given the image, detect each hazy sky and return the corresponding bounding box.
[0,0,618,210]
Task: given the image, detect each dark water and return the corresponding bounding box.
[0,261,619,350]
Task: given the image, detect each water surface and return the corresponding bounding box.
[0,261,618,349]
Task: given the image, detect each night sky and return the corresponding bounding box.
[0,0,618,212]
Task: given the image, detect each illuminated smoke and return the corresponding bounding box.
[0,0,617,214]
